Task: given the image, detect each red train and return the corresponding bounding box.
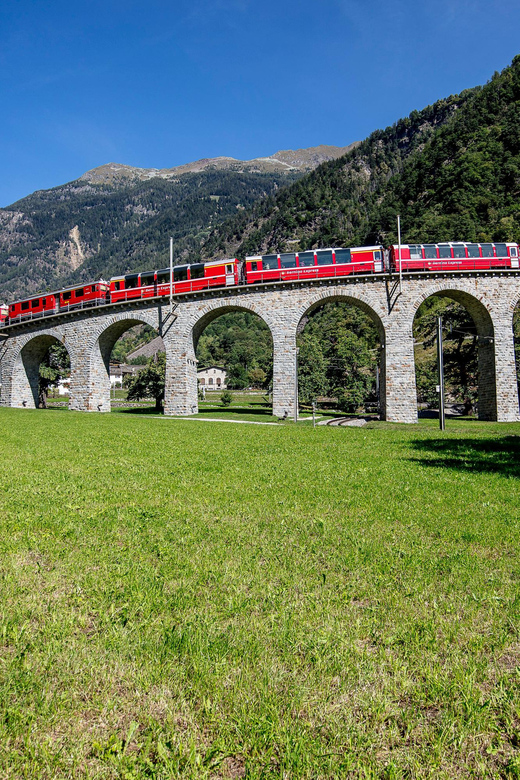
[1,241,518,326]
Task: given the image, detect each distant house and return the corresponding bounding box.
[56,378,70,396]
[109,362,147,387]
[197,366,227,389]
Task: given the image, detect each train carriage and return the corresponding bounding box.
[244,246,384,284]
[155,259,238,297]
[58,281,109,311]
[390,242,520,272]
[0,304,8,326]
[8,293,58,323]
[110,259,239,302]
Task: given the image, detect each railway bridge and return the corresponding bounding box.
[1,271,520,423]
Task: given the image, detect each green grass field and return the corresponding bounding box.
[2,408,520,778]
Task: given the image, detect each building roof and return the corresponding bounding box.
[126,336,165,361]
[197,365,226,373]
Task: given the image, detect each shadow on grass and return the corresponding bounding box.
[410,435,520,478]
[112,405,276,418]
[418,410,476,421]
[198,406,274,417]
[114,406,159,415]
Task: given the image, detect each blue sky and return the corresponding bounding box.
[1,0,519,207]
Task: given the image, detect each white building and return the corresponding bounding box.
[197,366,227,389]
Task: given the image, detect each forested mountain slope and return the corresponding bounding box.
[0,171,297,301]
[198,56,520,260]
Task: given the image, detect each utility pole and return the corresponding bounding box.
[437,316,445,431]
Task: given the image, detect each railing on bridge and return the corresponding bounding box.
[3,261,520,328]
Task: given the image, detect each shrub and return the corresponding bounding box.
[220,391,233,406]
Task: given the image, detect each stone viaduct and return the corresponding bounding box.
[1,271,520,423]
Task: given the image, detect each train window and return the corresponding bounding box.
[21,301,30,310]
[298,251,315,267]
[156,269,170,285]
[316,250,333,265]
[424,245,437,259]
[75,288,84,297]
[174,266,188,282]
[31,299,40,308]
[42,298,46,306]
[335,249,352,264]
[467,244,480,257]
[280,253,297,268]
[438,245,452,258]
[262,255,279,270]
[190,264,205,279]
[374,250,382,261]
[141,273,155,286]
[481,244,494,257]
[63,291,71,300]
[409,245,422,259]
[453,245,466,258]
[511,247,518,257]
[495,243,508,257]
[114,281,121,291]
[124,274,139,289]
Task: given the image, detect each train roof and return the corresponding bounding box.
[7,280,108,306]
[110,258,237,281]
[391,241,518,246]
[245,245,384,260]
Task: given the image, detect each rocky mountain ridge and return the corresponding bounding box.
[78,145,358,185]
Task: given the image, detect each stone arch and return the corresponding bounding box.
[10,330,71,409]
[69,311,160,413]
[183,299,277,349]
[185,300,275,407]
[294,289,386,342]
[411,285,497,420]
[294,289,386,416]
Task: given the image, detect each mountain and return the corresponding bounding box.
[198,58,520,260]
[78,145,358,184]
[0,145,353,302]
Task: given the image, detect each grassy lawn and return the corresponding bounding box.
[1,408,520,778]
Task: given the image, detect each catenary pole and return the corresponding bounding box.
[397,214,402,294]
[294,347,299,423]
[169,237,173,315]
[437,316,445,431]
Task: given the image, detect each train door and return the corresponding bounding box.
[225,263,235,285]
[510,245,519,268]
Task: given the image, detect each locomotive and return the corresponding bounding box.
[1,241,519,327]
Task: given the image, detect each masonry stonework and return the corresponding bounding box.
[1,273,519,423]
